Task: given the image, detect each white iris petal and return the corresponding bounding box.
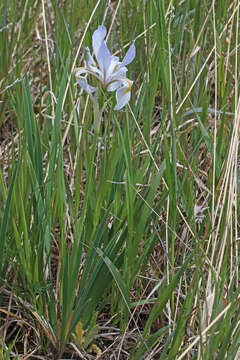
[92,26,107,60]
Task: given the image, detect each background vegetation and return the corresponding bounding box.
[0,0,240,359]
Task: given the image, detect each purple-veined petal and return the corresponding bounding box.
[76,76,97,94]
[114,80,133,110]
[121,42,136,67]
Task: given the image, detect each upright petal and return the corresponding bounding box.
[98,41,111,76]
[92,26,107,56]
[92,25,111,77]
[121,42,136,67]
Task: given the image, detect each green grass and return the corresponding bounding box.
[0,0,240,358]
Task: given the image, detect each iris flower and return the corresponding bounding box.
[76,25,136,110]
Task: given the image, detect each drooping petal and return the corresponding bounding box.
[114,87,131,110]
[114,80,133,110]
[76,76,97,94]
[92,25,111,77]
[121,42,136,67]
